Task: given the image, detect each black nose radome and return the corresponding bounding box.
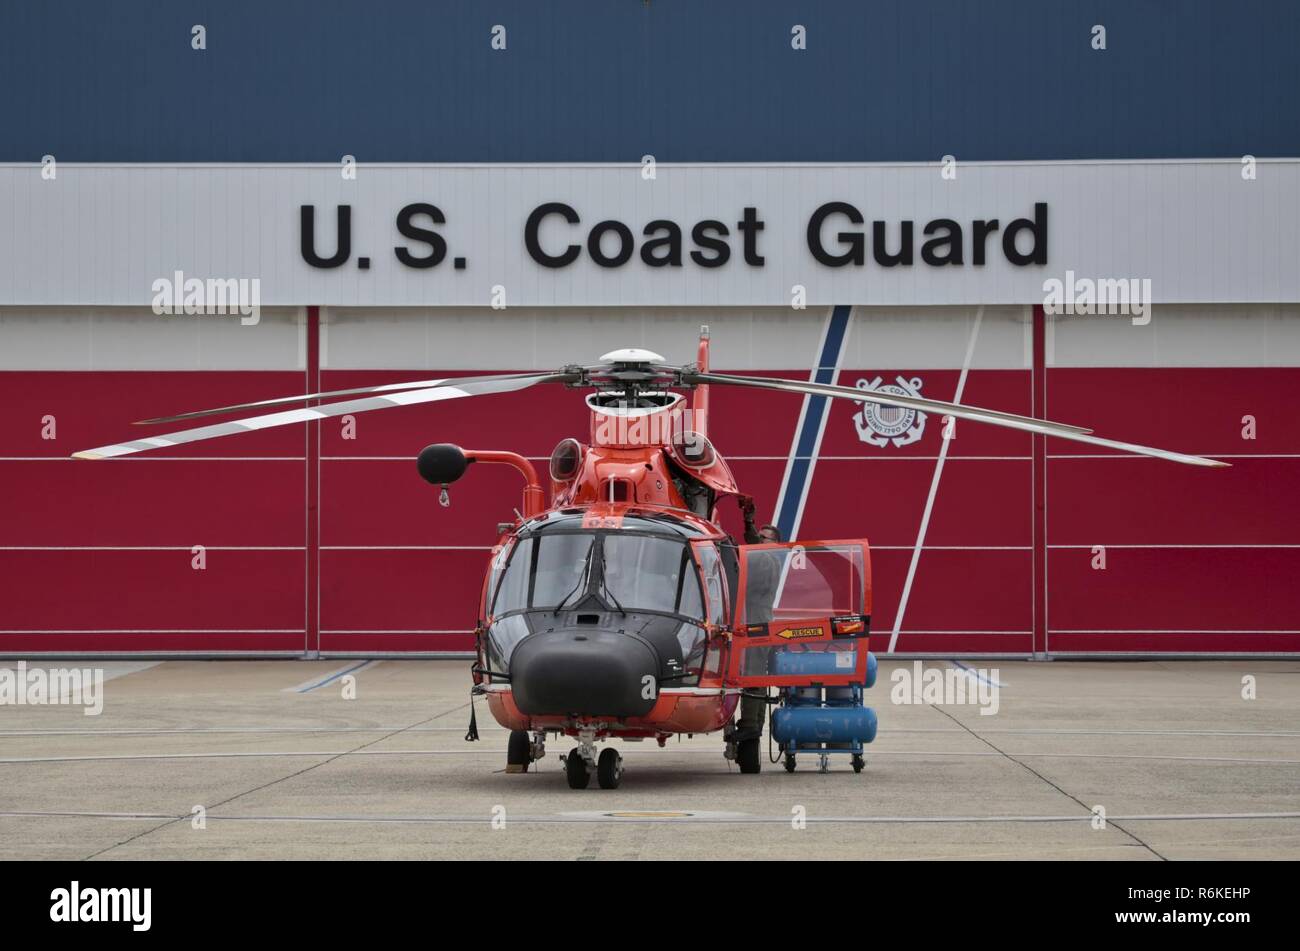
[510,628,660,719]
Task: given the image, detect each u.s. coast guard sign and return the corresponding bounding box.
[853,376,927,448]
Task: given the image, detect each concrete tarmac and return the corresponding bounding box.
[1,658,1298,860]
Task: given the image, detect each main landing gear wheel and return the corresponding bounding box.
[783,754,797,773]
[565,750,591,789]
[506,730,532,773]
[852,754,866,774]
[737,736,761,774]
[597,748,623,789]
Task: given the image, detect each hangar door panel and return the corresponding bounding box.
[0,308,308,654]
[1044,305,1300,654]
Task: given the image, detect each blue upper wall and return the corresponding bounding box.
[2,0,1296,163]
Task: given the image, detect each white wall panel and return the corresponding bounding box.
[1,162,1296,308]
[322,304,1031,371]
[0,307,304,370]
[1048,304,1300,367]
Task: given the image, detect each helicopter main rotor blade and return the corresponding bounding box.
[72,374,570,460]
[683,371,1091,434]
[133,370,576,425]
[685,371,1227,468]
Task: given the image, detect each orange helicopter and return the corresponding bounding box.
[74,327,1225,788]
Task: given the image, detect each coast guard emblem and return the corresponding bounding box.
[852,376,927,448]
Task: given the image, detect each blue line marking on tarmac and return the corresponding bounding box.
[950,660,1005,689]
[297,659,372,694]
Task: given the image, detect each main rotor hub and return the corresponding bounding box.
[579,347,683,397]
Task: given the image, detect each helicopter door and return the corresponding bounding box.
[727,540,872,688]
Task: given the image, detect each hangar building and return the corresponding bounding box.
[1,2,1297,657]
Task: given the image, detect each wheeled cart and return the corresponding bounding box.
[770,650,878,773]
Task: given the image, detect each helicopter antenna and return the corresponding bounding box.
[694,325,711,439]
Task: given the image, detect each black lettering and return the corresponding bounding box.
[690,221,730,267]
[588,220,634,267]
[640,220,683,267]
[394,203,447,268]
[301,205,351,269]
[807,202,864,266]
[921,219,964,266]
[525,202,582,268]
[1002,202,1048,265]
[872,220,914,267]
[737,206,765,265]
[972,219,1000,266]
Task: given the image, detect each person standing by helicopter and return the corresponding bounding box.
[735,510,783,767]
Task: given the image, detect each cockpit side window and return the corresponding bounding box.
[487,538,522,618]
[719,540,740,623]
[694,542,727,626]
[675,546,704,620]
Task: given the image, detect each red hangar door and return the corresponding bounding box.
[1042,304,1300,655]
[1,304,1296,657]
[0,307,309,655]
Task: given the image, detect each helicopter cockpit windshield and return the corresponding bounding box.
[482,517,716,683]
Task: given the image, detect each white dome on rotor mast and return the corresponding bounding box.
[599,347,666,364]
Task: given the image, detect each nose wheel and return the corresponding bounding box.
[563,744,623,789]
[596,748,623,789]
[564,750,591,789]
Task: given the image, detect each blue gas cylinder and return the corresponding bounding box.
[772,705,878,745]
[770,649,877,688]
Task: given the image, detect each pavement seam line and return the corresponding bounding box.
[79,700,469,861]
[927,703,1169,861]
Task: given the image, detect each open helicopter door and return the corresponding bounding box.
[727,540,872,688]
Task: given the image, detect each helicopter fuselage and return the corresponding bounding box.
[451,376,872,748]
[476,504,742,743]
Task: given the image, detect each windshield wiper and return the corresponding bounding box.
[552,542,595,615]
[599,576,627,616]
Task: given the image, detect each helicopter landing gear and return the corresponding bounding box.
[724,721,762,774]
[783,753,797,773]
[564,729,600,789]
[852,753,866,773]
[507,730,547,773]
[506,730,532,773]
[564,749,591,789]
[562,745,622,790]
[597,748,623,789]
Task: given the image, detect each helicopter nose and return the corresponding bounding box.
[510,628,660,719]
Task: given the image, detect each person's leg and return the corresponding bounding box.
[737,689,766,738]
